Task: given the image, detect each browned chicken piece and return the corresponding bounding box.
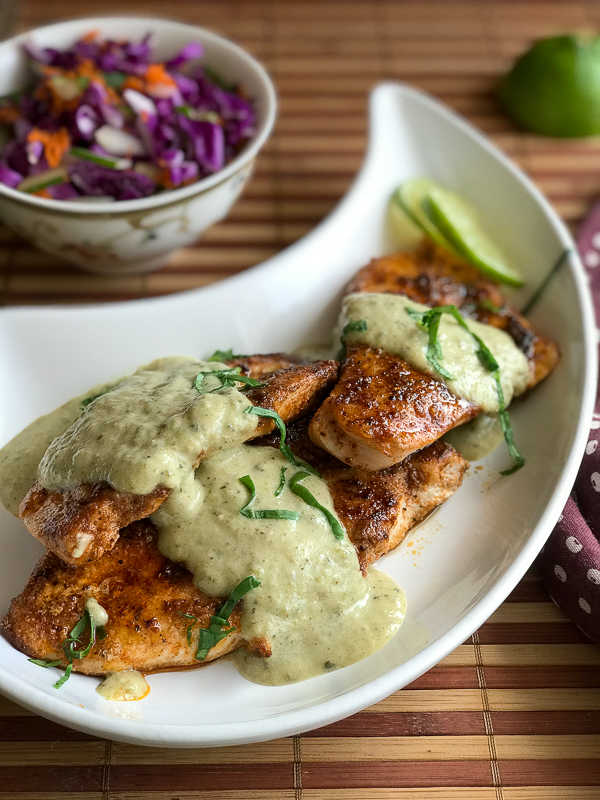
[245,360,339,434]
[257,419,468,572]
[20,483,169,568]
[19,360,339,567]
[347,238,560,389]
[1,520,270,676]
[308,345,479,470]
[226,352,303,378]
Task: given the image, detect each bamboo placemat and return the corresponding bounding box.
[2,0,600,797]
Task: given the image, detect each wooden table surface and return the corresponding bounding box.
[1,1,600,798]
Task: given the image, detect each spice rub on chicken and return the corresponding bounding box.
[309,344,479,470]
[1,520,270,676]
[309,239,558,470]
[257,418,468,572]
[347,238,559,389]
[18,357,339,566]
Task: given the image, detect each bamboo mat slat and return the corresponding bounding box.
[1,1,600,797]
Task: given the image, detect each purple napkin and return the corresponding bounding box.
[538,205,600,643]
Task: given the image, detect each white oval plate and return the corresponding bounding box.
[0,82,596,747]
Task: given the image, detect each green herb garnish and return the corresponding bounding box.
[238,474,300,520]
[479,298,504,315]
[244,406,321,478]
[178,612,198,645]
[521,248,572,316]
[289,470,345,540]
[337,319,368,360]
[405,304,525,474]
[80,388,109,409]
[195,575,260,661]
[29,608,100,689]
[275,467,287,497]
[70,146,129,170]
[103,70,127,89]
[207,348,246,362]
[194,368,263,394]
[22,175,67,193]
[204,65,237,93]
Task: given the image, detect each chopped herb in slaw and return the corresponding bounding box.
[0,32,256,201]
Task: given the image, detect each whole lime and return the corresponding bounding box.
[498,35,600,137]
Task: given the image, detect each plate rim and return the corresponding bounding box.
[0,81,597,747]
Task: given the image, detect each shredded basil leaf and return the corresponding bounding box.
[28,658,62,668]
[244,406,321,477]
[521,249,572,316]
[342,320,367,335]
[405,303,525,474]
[207,348,247,362]
[29,608,100,689]
[479,298,504,315]
[275,467,287,497]
[194,368,263,394]
[338,319,368,360]
[178,612,198,645]
[238,475,299,520]
[80,389,108,409]
[195,575,260,661]
[289,470,345,540]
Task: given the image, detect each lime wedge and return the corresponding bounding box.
[388,192,423,248]
[393,178,457,252]
[426,186,524,287]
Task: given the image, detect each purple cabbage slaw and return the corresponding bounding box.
[0,33,256,201]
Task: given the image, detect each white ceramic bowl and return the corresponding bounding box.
[0,17,277,274]
[0,83,596,747]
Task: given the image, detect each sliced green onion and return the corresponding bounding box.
[70,146,132,170]
[103,70,127,89]
[289,470,345,540]
[238,474,299,520]
[195,575,260,661]
[405,304,525,474]
[244,406,321,477]
[18,167,69,194]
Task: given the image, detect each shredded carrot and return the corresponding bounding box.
[145,63,177,89]
[0,106,20,123]
[123,75,145,93]
[81,29,99,43]
[32,188,52,198]
[27,128,71,169]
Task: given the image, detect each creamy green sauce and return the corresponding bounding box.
[96,670,149,701]
[444,414,504,461]
[154,445,406,685]
[341,293,529,413]
[38,357,258,494]
[0,356,406,686]
[0,392,90,515]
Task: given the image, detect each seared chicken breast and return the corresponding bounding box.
[347,238,560,389]
[1,520,270,675]
[309,345,479,470]
[19,360,339,566]
[257,418,469,572]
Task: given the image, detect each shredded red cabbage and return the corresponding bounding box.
[0,32,256,200]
